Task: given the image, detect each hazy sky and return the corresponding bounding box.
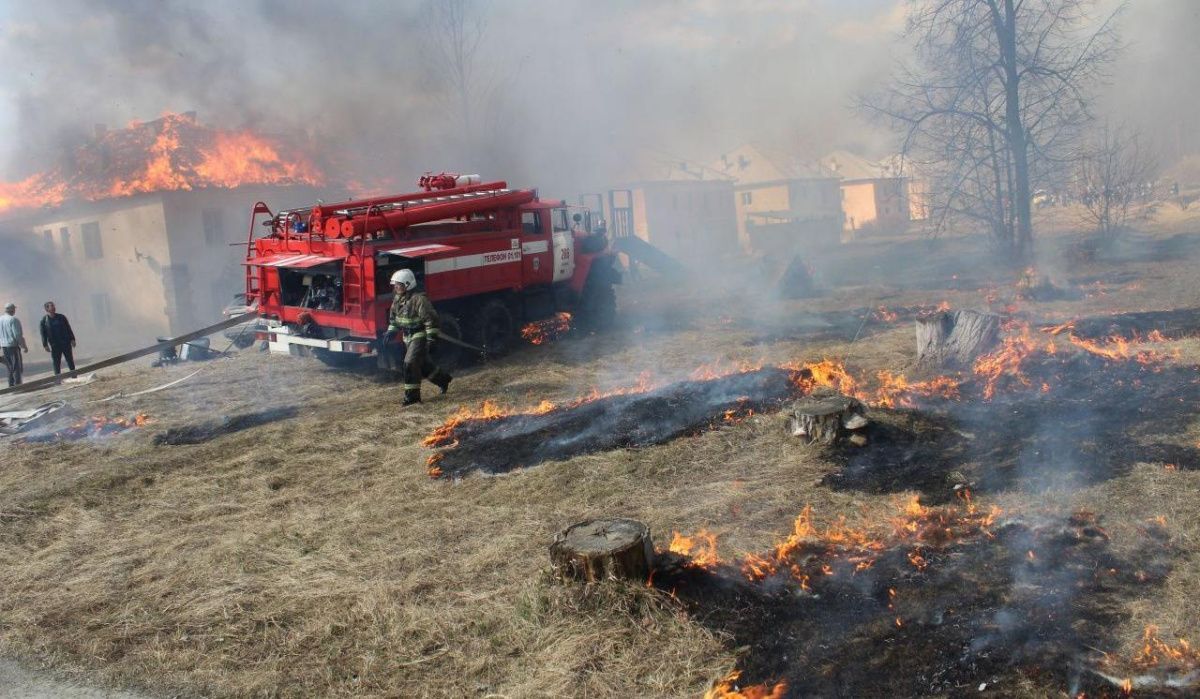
[0,0,1193,194]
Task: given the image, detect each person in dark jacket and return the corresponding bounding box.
[39,301,77,376]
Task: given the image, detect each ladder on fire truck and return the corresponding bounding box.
[342,263,366,316]
[327,186,518,219]
[335,186,523,316]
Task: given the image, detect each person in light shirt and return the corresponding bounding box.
[0,302,29,387]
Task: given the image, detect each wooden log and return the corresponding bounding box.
[786,391,867,445]
[549,518,654,582]
[916,309,1001,369]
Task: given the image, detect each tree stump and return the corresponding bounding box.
[786,391,867,445]
[916,310,1001,369]
[549,518,654,582]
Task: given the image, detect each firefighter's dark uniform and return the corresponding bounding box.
[388,288,451,405]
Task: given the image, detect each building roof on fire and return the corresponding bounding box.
[0,112,321,221]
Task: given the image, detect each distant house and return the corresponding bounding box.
[709,144,843,252]
[820,150,924,235]
[600,160,739,263]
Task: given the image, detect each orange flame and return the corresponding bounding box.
[1042,321,1076,336]
[668,530,721,569]
[873,306,899,322]
[727,493,1002,587]
[785,359,959,408]
[704,670,788,699]
[1066,332,1173,364]
[0,112,321,215]
[972,322,1041,400]
[520,312,573,345]
[1131,625,1200,670]
[43,413,152,441]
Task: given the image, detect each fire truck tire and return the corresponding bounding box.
[231,334,256,350]
[435,314,466,369]
[577,282,616,331]
[474,299,515,356]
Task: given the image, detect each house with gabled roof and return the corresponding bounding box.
[598,157,739,265]
[820,150,919,235]
[709,144,843,252]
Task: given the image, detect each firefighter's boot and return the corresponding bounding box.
[430,371,452,395]
[402,388,422,406]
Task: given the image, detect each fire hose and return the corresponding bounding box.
[382,329,487,357]
[435,332,487,355]
[0,312,258,398]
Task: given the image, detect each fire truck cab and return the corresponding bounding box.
[243,175,619,368]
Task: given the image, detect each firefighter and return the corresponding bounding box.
[387,269,451,406]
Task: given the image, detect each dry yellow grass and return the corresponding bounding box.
[1,207,1199,697]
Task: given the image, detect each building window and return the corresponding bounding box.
[42,229,53,251]
[59,227,72,257]
[740,192,752,205]
[91,292,112,325]
[202,208,225,246]
[82,221,103,259]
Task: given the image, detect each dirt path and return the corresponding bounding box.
[0,659,151,698]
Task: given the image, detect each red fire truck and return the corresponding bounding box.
[242,174,619,368]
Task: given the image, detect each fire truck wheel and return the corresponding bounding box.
[474,299,515,357]
[436,314,466,369]
[578,282,616,331]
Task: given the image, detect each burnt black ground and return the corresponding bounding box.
[152,406,299,446]
[431,368,798,478]
[654,513,1180,698]
[825,352,1200,500]
[1048,307,1200,341]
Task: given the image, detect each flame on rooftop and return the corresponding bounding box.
[0,112,323,214]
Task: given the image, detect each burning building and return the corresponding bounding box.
[0,113,331,354]
[710,144,844,253]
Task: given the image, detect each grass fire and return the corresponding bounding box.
[3,1,1200,698]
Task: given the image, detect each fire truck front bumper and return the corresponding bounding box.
[264,324,375,356]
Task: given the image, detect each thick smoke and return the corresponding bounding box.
[2,2,1196,192]
[1101,1,1200,158]
[0,0,905,194]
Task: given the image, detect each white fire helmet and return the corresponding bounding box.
[390,268,417,290]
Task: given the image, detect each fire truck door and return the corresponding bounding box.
[520,210,552,284]
[550,207,576,283]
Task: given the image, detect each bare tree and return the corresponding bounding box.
[420,0,519,171]
[1077,123,1157,236]
[422,0,488,142]
[866,0,1122,261]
